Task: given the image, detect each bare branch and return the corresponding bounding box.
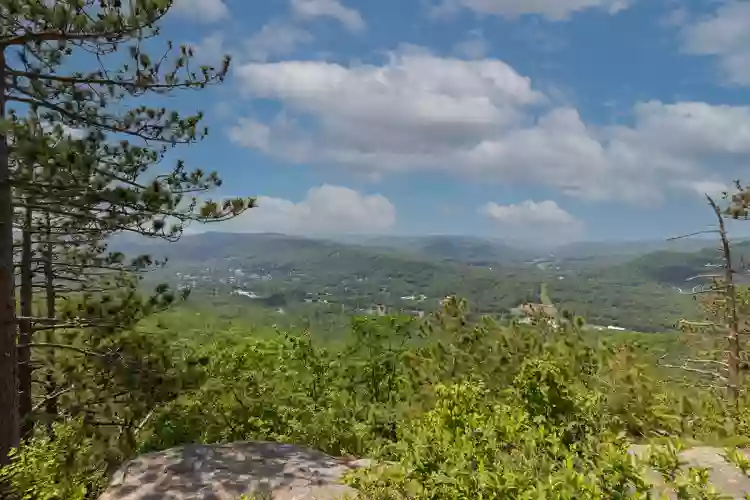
[19,343,108,358]
[684,359,730,368]
[658,359,728,382]
[685,274,724,282]
[668,229,720,241]
[32,386,75,412]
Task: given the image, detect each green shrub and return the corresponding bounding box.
[5,299,749,499]
[0,420,107,500]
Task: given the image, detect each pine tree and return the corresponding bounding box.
[671,195,746,401]
[10,119,199,441]
[0,0,255,462]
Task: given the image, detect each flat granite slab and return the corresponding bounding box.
[630,445,750,499]
[98,441,367,500]
[98,441,750,500]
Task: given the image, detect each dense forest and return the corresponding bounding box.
[115,231,711,332]
[4,1,750,499]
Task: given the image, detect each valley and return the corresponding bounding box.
[113,232,734,333]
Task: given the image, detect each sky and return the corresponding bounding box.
[153,0,750,245]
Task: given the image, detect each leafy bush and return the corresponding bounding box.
[346,380,651,499]
[3,298,749,499]
[0,420,107,500]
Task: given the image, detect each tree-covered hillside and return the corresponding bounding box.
[6,296,749,500]
[7,1,750,499]
[604,240,750,287]
[114,232,701,332]
[333,234,532,265]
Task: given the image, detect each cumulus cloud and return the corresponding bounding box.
[172,0,229,22]
[244,21,314,61]
[680,1,750,86]
[230,49,544,167]
[481,200,585,243]
[429,0,630,21]
[188,33,228,65]
[291,0,365,31]
[228,49,750,204]
[214,185,396,235]
[687,180,731,199]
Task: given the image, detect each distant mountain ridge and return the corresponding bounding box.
[111,231,743,271]
[552,239,720,260]
[108,231,720,332]
[333,235,531,265]
[111,232,535,267]
[612,240,750,287]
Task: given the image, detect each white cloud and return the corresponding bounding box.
[481,200,585,243]
[231,50,544,169]
[228,118,272,151]
[680,1,750,86]
[620,101,750,157]
[172,0,229,22]
[687,180,730,199]
[244,21,314,61]
[229,49,750,204]
[429,0,630,21]
[189,33,227,65]
[291,0,365,31]
[215,185,396,234]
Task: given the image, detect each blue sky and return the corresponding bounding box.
[156,0,750,245]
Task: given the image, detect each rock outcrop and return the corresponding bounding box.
[98,441,750,500]
[97,441,370,500]
[630,445,750,499]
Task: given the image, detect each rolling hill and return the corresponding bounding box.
[606,240,750,287]
[112,232,706,332]
[325,234,531,266]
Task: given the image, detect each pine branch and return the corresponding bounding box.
[19,342,108,358]
[6,67,222,92]
[31,386,75,412]
[7,95,195,144]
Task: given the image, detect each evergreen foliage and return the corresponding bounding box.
[0,0,254,464]
[0,2,748,500]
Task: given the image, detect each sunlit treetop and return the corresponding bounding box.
[0,0,254,239]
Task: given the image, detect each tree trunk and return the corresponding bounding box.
[17,206,33,438]
[0,51,20,465]
[43,214,57,436]
[709,196,742,402]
